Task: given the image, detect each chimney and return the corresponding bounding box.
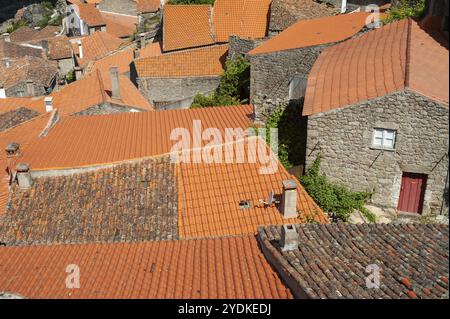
[16,163,32,190]
[44,96,53,112]
[110,66,121,100]
[133,48,140,59]
[139,33,146,49]
[280,224,299,251]
[77,40,83,59]
[74,66,83,80]
[0,84,5,99]
[340,0,347,13]
[2,33,10,42]
[26,80,35,96]
[280,179,298,218]
[5,142,20,176]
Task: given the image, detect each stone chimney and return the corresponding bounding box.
[139,33,146,49]
[133,48,140,59]
[26,80,35,96]
[2,33,10,42]
[77,40,83,59]
[5,142,20,176]
[16,163,32,190]
[280,179,298,218]
[44,96,53,112]
[110,66,121,100]
[74,66,83,80]
[280,224,299,251]
[2,57,10,68]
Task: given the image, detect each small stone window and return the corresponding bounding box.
[372,128,396,150]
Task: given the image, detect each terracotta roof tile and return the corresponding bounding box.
[0,41,44,60]
[47,36,73,60]
[303,19,449,116]
[0,235,292,298]
[269,0,339,32]
[101,11,137,38]
[49,70,153,115]
[77,3,106,27]
[258,223,449,299]
[0,107,40,132]
[1,156,178,246]
[249,12,370,55]
[90,48,134,75]
[135,44,227,78]
[19,105,253,170]
[9,27,37,43]
[137,0,160,13]
[178,138,327,238]
[213,0,272,42]
[0,97,44,115]
[72,32,125,68]
[163,5,215,52]
[0,56,58,90]
[139,41,162,58]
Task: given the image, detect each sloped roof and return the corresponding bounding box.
[137,0,161,13]
[163,5,215,52]
[139,41,162,58]
[1,156,178,246]
[19,105,253,170]
[258,223,449,299]
[269,0,338,32]
[303,19,449,116]
[0,41,44,60]
[0,235,292,298]
[0,56,58,89]
[9,27,36,43]
[47,36,73,60]
[213,0,272,42]
[0,97,44,115]
[49,70,153,115]
[178,138,327,239]
[0,107,40,132]
[101,11,137,38]
[72,31,125,68]
[77,3,106,27]
[90,48,134,75]
[135,44,227,78]
[249,12,370,55]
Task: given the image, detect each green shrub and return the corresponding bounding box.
[6,20,28,33]
[384,0,426,23]
[299,155,372,222]
[191,56,250,108]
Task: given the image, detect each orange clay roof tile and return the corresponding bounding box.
[100,11,137,38]
[178,138,327,238]
[303,19,449,116]
[249,12,370,55]
[18,105,253,170]
[72,32,125,68]
[0,236,293,299]
[77,3,106,27]
[213,0,272,42]
[139,41,163,58]
[137,0,160,13]
[135,44,227,78]
[90,48,134,75]
[163,5,215,51]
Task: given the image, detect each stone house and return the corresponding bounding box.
[303,19,449,215]
[66,1,107,36]
[132,45,228,110]
[46,36,74,77]
[0,56,58,97]
[248,12,370,123]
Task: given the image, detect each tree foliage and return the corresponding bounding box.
[384,0,426,23]
[191,56,250,108]
[299,155,373,222]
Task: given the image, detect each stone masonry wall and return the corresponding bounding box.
[137,76,220,107]
[57,58,74,77]
[228,35,266,59]
[305,90,449,215]
[250,45,325,123]
[98,0,137,16]
[73,102,144,116]
[6,82,46,97]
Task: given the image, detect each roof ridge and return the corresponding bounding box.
[404,18,413,88]
[95,69,108,102]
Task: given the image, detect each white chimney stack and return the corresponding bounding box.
[110,66,121,100]
[280,180,298,218]
[0,85,6,99]
[44,96,53,112]
[77,40,83,59]
[16,163,32,190]
[280,224,299,251]
[341,0,347,13]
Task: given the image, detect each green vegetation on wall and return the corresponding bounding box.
[299,155,375,222]
[384,0,426,23]
[191,56,250,108]
[6,20,28,33]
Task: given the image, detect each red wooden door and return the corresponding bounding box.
[397,173,427,214]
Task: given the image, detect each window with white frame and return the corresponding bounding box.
[372,128,396,150]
